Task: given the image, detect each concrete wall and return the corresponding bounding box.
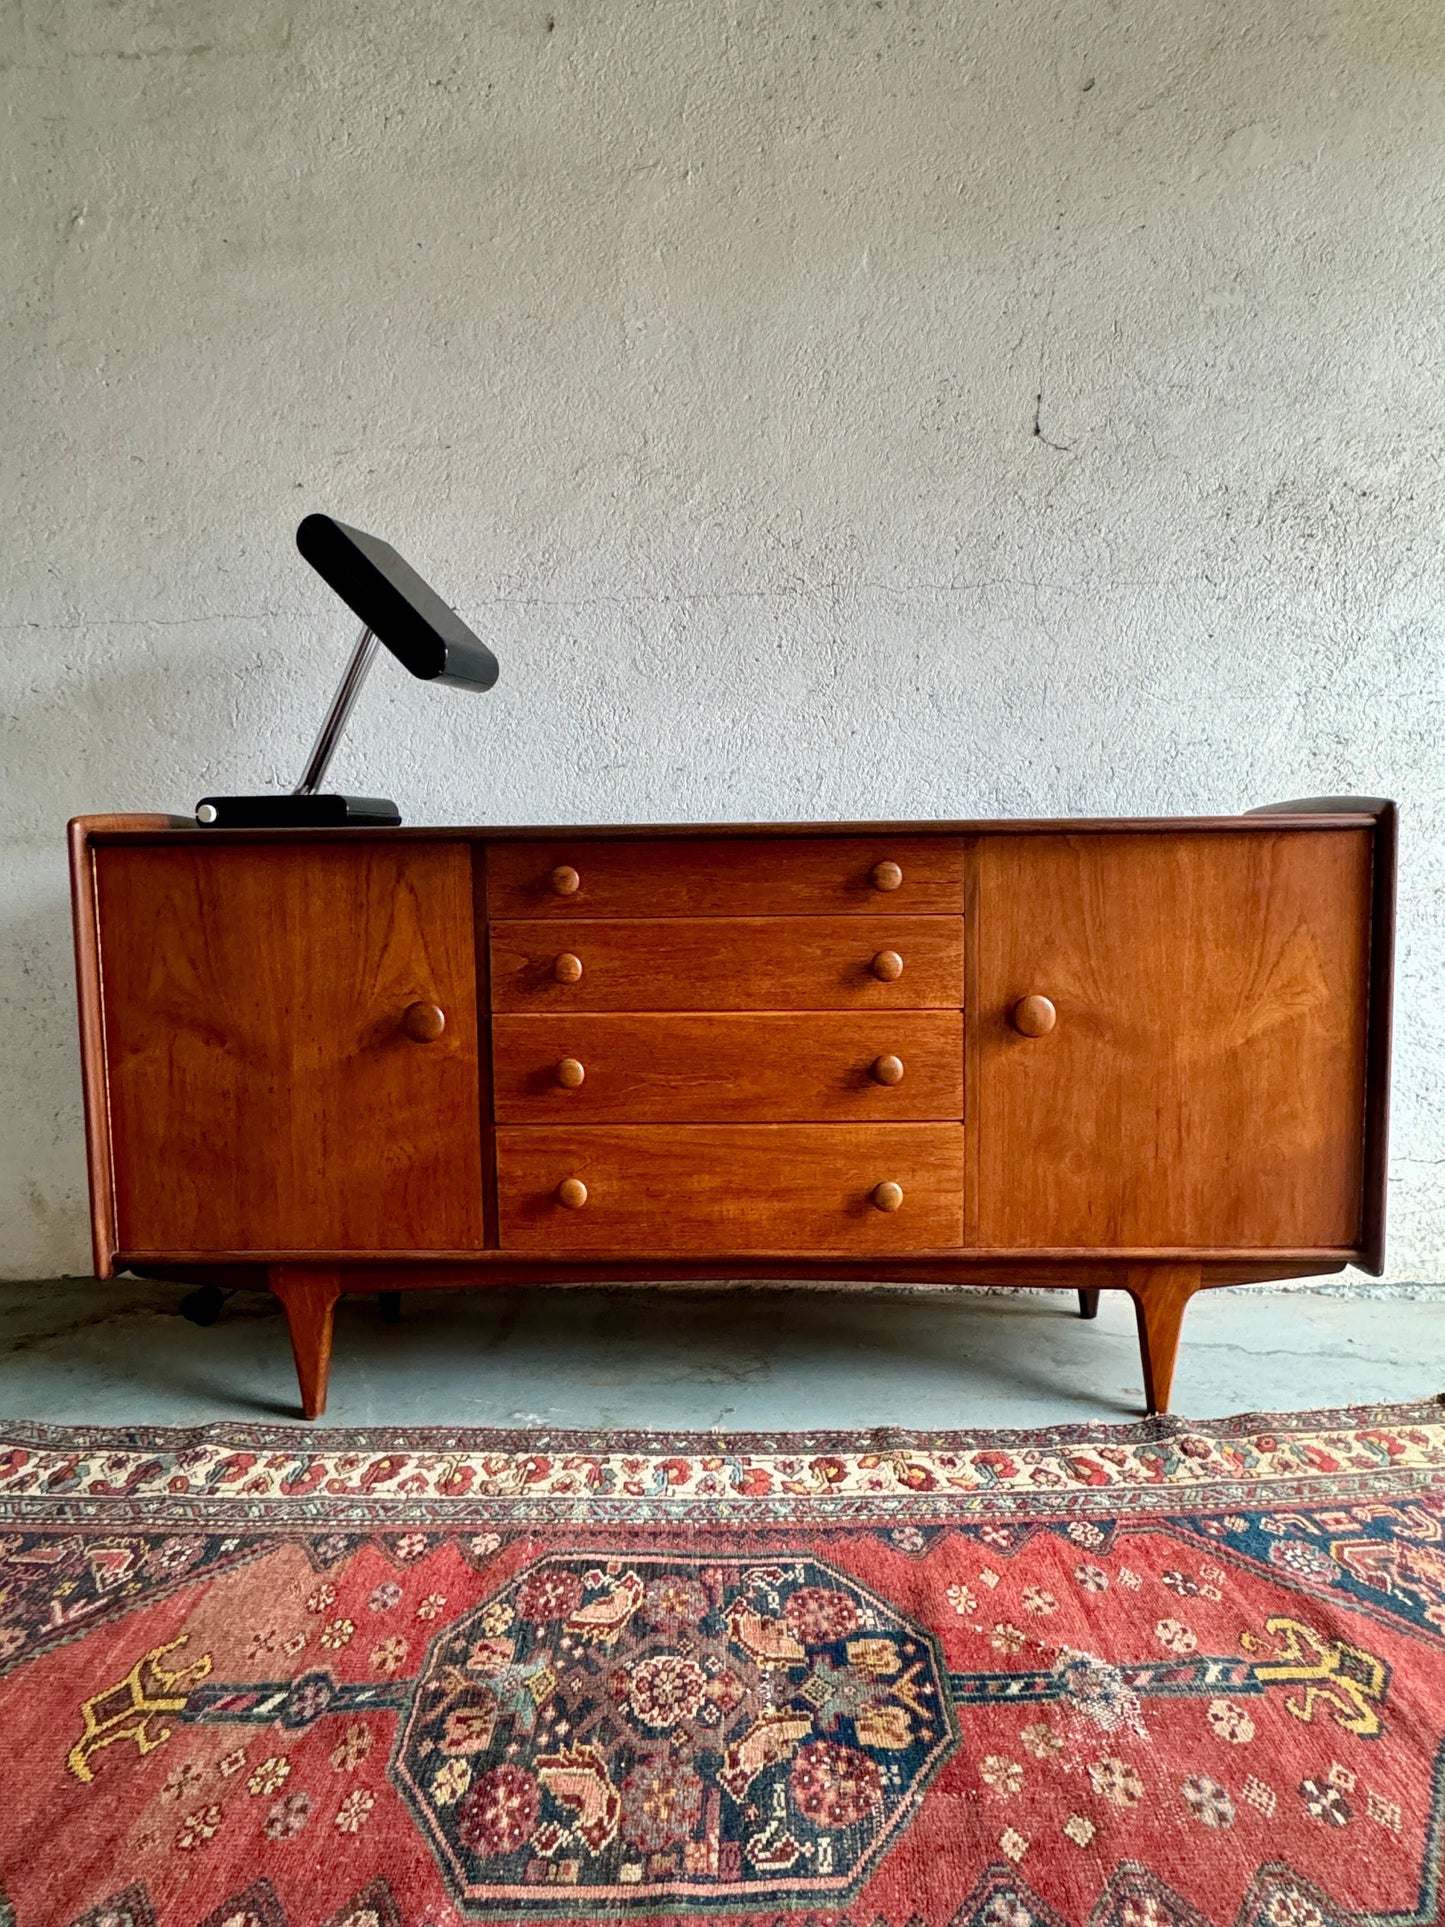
[2,0,1442,1281]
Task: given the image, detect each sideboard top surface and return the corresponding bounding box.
[72,803,1391,845]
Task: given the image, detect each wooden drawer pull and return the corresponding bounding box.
[870,860,903,892]
[402,1001,446,1042]
[871,1180,904,1211]
[551,864,581,896]
[555,1057,586,1089]
[553,953,584,984]
[871,1053,904,1086]
[556,1177,588,1208]
[1012,994,1057,1037]
[871,949,904,982]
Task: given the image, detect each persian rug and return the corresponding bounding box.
[1,1402,1444,1927]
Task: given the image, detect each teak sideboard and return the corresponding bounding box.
[68,803,1396,1419]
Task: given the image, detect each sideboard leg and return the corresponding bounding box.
[270,1266,341,1419]
[378,1291,402,1325]
[1077,1288,1101,1319]
[1124,1265,1201,1416]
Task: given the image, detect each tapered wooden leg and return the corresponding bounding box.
[378,1291,402,1325]
[270,1266,342,1419]
[1124,1265,1201,1416]
[1077,1288,1101,1320]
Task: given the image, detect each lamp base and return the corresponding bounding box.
[194,794,402,828]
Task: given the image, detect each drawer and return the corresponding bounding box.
[490,918,964,1012]
[487,836,965,918]
[493,1012,964,1122]
[496,1123,965,1252]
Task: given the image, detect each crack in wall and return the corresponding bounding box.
[1033,392,1074,454]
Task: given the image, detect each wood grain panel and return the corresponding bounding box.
[491,918,964,1012]
[95,841,485,1253]
[471,843,501,1250]
[69,814,192,1276]
[974,830,1373,1249]
[487,836,965,917]
[496,1123,965,1252]
[492,1012,965,1122]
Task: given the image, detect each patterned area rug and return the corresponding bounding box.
[1,1401,1444,1927]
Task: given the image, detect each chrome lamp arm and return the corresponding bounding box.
[293,625,379,796]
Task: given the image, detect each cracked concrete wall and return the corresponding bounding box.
[2,0,1442,1281]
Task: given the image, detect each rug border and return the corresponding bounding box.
[0,1392,1440,1455]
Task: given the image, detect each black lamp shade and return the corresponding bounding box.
[296,514,500,690]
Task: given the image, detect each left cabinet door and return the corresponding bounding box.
[94,841,485,1256]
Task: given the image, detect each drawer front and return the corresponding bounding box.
[496,1124,965,1252]
[491,918,964,1012]
[493,1012,964,1122]
[487,836,965,918]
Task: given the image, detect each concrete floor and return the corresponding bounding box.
[0,1276,1440,1430]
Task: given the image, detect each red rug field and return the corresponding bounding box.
[1,1400,1444,1926]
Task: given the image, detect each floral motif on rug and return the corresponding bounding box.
[0,1399,1443,1926]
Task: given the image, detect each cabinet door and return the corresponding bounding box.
[95,841,484,1254]
[974,831,1372,1250]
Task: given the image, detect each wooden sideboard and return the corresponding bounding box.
[68,803,1395,1419]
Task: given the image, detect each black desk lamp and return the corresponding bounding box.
[195,515,500,827]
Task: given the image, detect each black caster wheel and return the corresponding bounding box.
[179,1284,229,1327]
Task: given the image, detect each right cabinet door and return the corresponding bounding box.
[973,830,1373,1251]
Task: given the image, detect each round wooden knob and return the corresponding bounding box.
[556,1177,588,1209]
[402,1001,446,1043]
[871,950,904,983]
[871,1180,904,1212]
[870,860,903,892]
[871,1054,905,1086]
[1012,994,1057,1037]
[550,864,581,897]
[555,1058,586,1089]
[553,953,584,984]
